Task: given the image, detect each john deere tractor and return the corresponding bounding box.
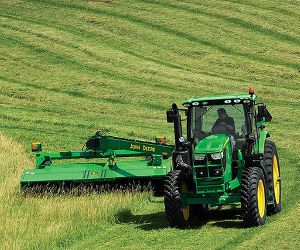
[164,88,281,228]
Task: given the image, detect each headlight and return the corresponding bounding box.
[210,152,223,160]
[194,153,205,161]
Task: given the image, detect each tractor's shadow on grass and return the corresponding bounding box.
[116,204,244,230]
[116,209,167,230]
[191,206,244,229]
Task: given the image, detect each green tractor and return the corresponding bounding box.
[164,88,281,228]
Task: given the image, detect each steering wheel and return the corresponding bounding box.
[212,125,228,135]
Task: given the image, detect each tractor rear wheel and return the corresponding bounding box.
[164,170,192,228]
[264,141,281,215]
[241,167,267,227]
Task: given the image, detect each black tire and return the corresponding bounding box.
[263,141,281,215]
[241,167,267,227]
[164,170,192,228]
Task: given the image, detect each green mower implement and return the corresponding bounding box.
[20,132,174,193]
[164,88,281,228]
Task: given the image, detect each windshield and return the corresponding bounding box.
[190,104,248,145]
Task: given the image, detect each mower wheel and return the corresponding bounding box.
[164,170,192,228]
[241,166,267,227]
[263,141,281,215]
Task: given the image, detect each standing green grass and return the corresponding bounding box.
[0,133,154,249]
[0,0,299,248]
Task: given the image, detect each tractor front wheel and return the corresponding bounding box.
[241,167,267,227]
[164,170,192,228]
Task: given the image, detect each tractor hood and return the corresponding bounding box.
[194,134,230,153]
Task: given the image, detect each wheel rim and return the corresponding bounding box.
[181,183,190,221]
[273,155,280,204]
[257,179,265,218]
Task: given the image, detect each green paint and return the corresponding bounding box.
[20,134,174,188]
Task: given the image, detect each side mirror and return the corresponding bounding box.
[166,110,174,123]
[257,105,266,122]
[265,108,272,122]
[257,105,272,122]
[258,105,266,116]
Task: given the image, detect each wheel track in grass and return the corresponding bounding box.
[22,0,300,70]
[214,203,300,248]
[141,0,300,44]
[1,18,298,91]
[0,75,197,114]
[0,18,187,72]
[0,74,146,107]
[1,18,299,106]
[2,1,299,89]
[1,64,299,112]
[223,0,300,18]
[0,31,154,86]
[0,33,99,73]
[0,13,260,84]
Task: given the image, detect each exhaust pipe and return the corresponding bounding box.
[172,103,183,151]
[169,103,191,169]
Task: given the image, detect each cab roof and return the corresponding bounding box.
[183,94,257,106]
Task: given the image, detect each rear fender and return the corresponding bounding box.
[256,130,270,153]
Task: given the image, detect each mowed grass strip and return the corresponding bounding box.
[1,0,298,85]
[21,0,299,69]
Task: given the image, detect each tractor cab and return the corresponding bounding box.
[183,94,260,184]
[185,93,263,155]
[187,102,248,151]
[167,90,272,168]
[167,92,260,169]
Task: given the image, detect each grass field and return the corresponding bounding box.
[0,0,299,249]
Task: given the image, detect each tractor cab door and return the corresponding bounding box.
[188,106,207,148]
